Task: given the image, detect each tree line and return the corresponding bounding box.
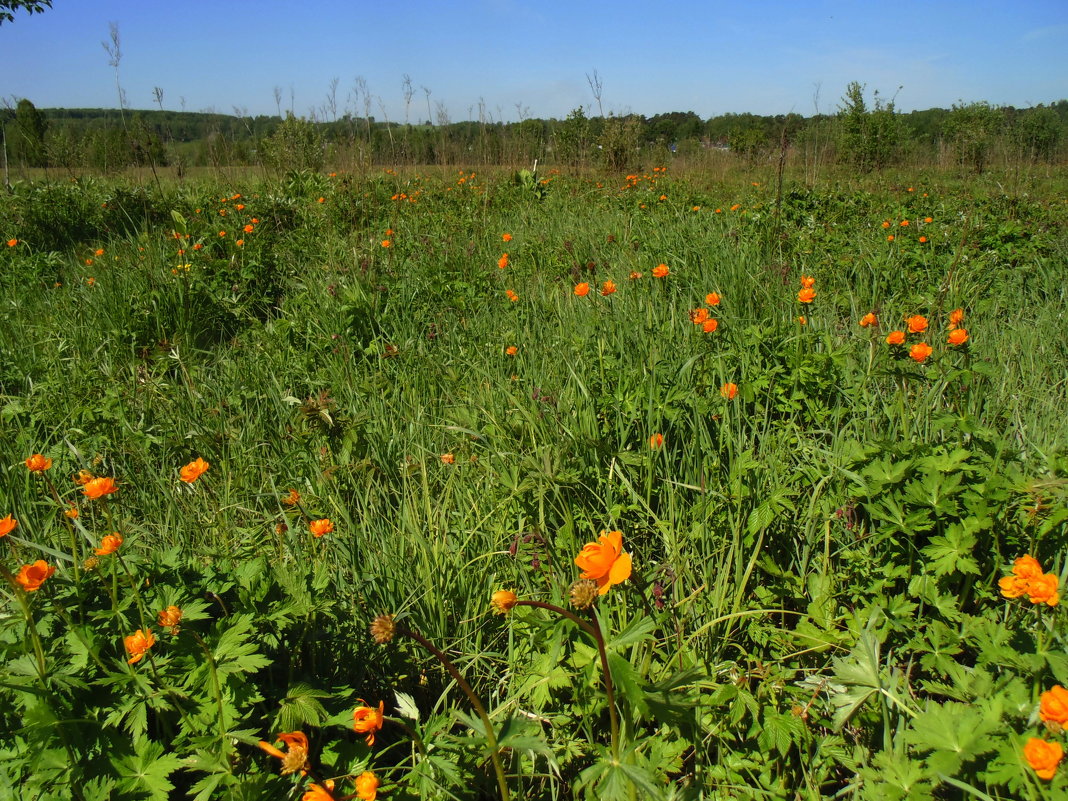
[2,86,1066,178]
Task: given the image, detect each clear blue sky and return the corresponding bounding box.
[2,0,1066,121]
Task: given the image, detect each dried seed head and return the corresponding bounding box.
[370,614,396,645]
[569,579,599,610]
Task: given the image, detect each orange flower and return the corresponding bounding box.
[601,279,617,296]
[94,248,104,256]
[440,453,455,465]
[918,236,927,243]
[317,197,325,203]
[1040,685,1068,726]
[575,530,632,595]
[797,288,816,303]
[352,700,385,746]
[502,233,512,242]
[303,780,336,801]
[887,235,895,242]
[798,316,807,325]
[158,605,183,631]
[881,221,891,229]
[258,731,310,775]
[1028,573,1059,607]
[64,504,79,519]
[886,330,906,346]
[354,771,380,801]
[505,345,518,356]
[947,328,968,346]
[381,239,391,248]
[730,204,740,211]
[0,514,17,537]
[25,453,52,473]
[628,271,642,280]
[16,560,55,591]
[309,518,334,538]
[948,308,965,327]
[219,231,226,237]
[1024,737,1063,780]
[999,555,1044,599]
[702,319,719,333]
[906,315,928,334]
[799,275,815,289]
[649,433,664,449]
[124,629,156,664]
[498,253,509,269]
[491,589,518,614]
[180,457,210,483]
[706,292,721,306]
[505,289,518,302]
[690,308,710,324]
[243,224,254,233]
[574,282,590,297]
[859,312,877,328]
[83,476,118,499]
[282,489,301,506]
[900,219,909,227]
[721,383,738,400]
[6,238,16,247]
[95,533,123,556]
[652,263,669,278]
[909,342,932,363]
[924,216,933,223]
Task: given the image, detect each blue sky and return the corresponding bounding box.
[2,1,1066,121]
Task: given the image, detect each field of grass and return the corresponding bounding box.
[1,163,1067,800]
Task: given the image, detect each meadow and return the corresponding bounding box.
[1,161,1066,800]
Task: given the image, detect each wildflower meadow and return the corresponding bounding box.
[1,162,1067,800]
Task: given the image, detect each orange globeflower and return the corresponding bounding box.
[180,457,210,483]
[703,319,719,333]
[502,233,512,242]
[601,279,617,296]
[6,238,16,247]
[918,236,928,243]
[900,219,910,227]
[303,780,337,801]
[690,307,710,324]
[219,231,226,237]
[730,204,740,211]
[1024,737,1063,780]
[999,554,1044,599]
[353,771,380,801]
[94,248,104,256]
[95,533,123,556]
[83,476,118,499]
[797,288,816,303]
[886,330,906,346]
[924,216,933,223]
[948,308,965,327]
[887,234,895,242]
[16,560,56,592]
[1040,685,1068,726]
[309,518,334,538]
[505,289,518,302]
[380,240,391,248]
[282,489,301,506]
[909,342,933,363]
[0,514,17,537]
[498,253,509,269]
[124,629,156,664]
[947,328,968,346]
[440,453,455,465]
[1028,572,1059,606]
[652,263,669,278]
[258,731,311,775]
[505,345,518,356]
[25,454,52,473]
[491,589,518,614]
[352,700,385,746]
[859,312,878,328]
[243,224,254,234]
[721,382,738,400]
[574,282,590,297]
[706,292,721,306]
[158,605,183,631]
[881,221,891,229]
[628,271,642,280]
[906,315,928,334]
[649,433,664,449]
[799,275,815,289]
[575,530,632,595]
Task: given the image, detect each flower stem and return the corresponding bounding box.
[515,600,620,761]
[396,625,511,801]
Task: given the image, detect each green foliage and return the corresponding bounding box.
[944,101,1004,174]
[837,81,903,171]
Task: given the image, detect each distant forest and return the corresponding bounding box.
[2,89,1066,176]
